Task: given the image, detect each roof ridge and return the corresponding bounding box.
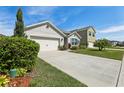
[73,26,93,30]
[69,25,95,33]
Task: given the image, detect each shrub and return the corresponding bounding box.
[70,46,78,50]
[0,36,40,73]
[94,38,111,51]
[16,68,27,77]
[58,45,67,50]
[79,43,88,49]
[79,44,86,49]
[0,75,9,87]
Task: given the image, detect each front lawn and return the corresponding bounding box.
[30,58,87,87]
[111,47,124,50]
[71,48,124,61]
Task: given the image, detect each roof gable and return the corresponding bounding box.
[25,21,66,37]
[68,31,82,39]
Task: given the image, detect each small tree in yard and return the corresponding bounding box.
[94,38,111,51]
[14,8,25,37]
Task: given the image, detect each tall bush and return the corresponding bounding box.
[0,37,40,73]
[14,8,25,37]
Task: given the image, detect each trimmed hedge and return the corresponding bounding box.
[0,37,40,73]
[58,45,67,51]
[70,46,78,50]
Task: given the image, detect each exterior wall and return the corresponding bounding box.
[68,34,80,46]
[87,28,96,43]
[87,28,96,48]
[88,42,94,48]
[77,30,87,45]
[25,24,64,46]
[77,28,96,48]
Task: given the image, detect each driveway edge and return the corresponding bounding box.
[117,55,124,87]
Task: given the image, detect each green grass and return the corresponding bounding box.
[71,48,124,61]
[111,47,124,50]
[30,58,87,87]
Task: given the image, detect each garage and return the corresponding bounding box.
[31,36,59,51]
[88,42,94,48]
[25,21,66,51]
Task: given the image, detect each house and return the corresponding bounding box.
[109,40,119,46]
[70,26,96,48]
[25,21,96,51]
[0,34,5,36]
[116,41,124,47]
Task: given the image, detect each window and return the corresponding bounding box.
[71,38,79,45]
[93,33,95,37]
[89,32,91,36]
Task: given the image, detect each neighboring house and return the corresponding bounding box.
[110,40,119,46]
[70,26,96,48]
[0,34,5,36]
[117,41,124,47]
[25,21,96,51]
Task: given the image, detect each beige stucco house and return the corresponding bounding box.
[25,21,96,51]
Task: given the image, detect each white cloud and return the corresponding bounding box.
[26,6,59,25]
[0,24,12,35]
[100,25,124,33]
[0,10,15,36]
[53,17,68,25]
[27,6,57,16]
[0,21,14,36]
[26,6,86,25]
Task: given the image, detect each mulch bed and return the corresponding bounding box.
[0,73,32,87]
[0,68,40,87]
[9,76,31,87]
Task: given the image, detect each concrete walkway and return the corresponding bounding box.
[38,51,121,87]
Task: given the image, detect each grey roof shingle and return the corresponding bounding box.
[70,26,95,33]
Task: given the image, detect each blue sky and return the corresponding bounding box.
[0,6,124,41]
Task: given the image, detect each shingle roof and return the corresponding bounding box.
[63,32,71,35]
[70,26,96,33]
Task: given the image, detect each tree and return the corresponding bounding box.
[14,8,25,37]
[94,38,111,51]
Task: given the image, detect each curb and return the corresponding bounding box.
[116,55,124,87]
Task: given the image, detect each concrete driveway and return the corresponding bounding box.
[38,51,121,87]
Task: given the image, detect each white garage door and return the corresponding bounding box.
[88,42,94,48]
[32,38,59,51]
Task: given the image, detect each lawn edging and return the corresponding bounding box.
[116,55,124,87]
